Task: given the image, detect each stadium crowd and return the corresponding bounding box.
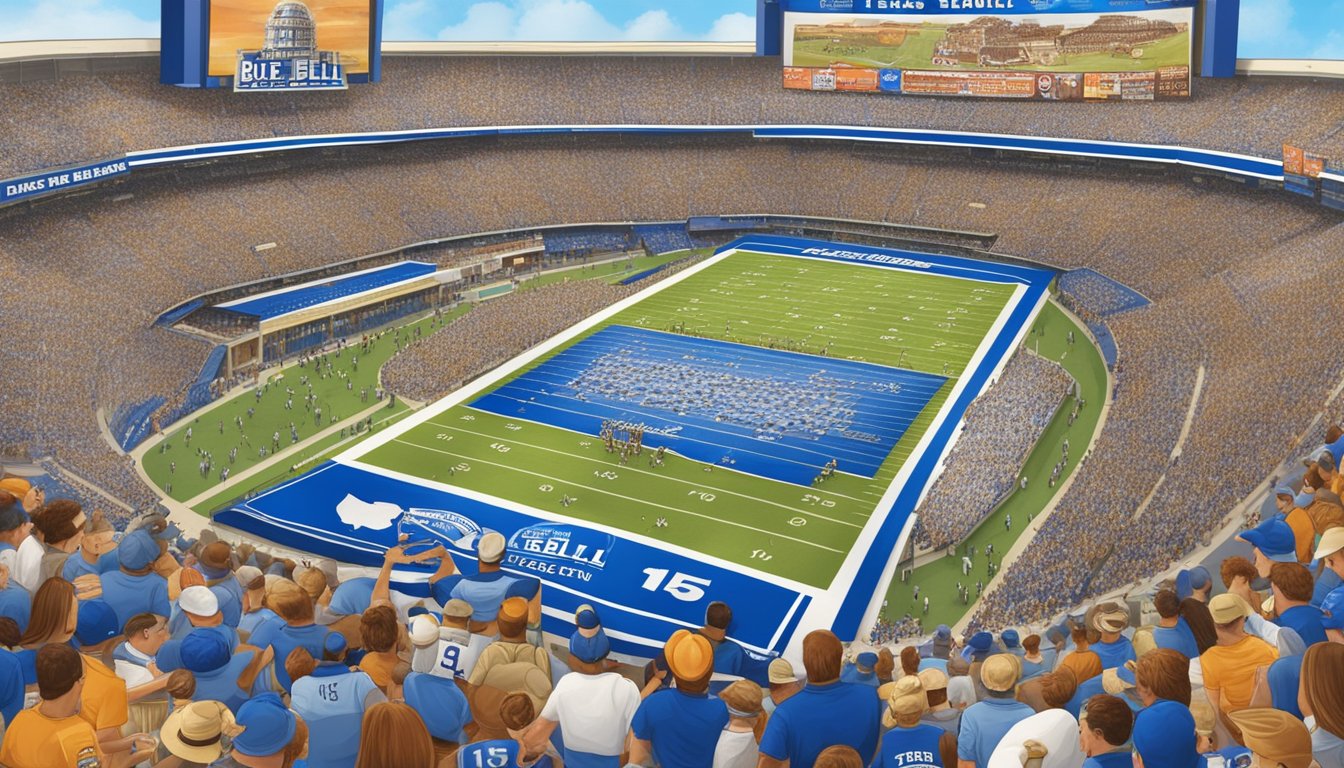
[912,353,1071,551]
[0,474,1342,768]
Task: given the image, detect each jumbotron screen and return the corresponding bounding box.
[208,0,376,89]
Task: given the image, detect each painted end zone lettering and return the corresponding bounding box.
[800,247,934,269]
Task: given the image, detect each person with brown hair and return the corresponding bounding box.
[1134,648,1192,707]
[1039,669,1080,711]
[758,629,882,768]
[28,499,86,586]
[1179,597,1219,656]
[1020,634,1048,681]
[918,668,961,736]
[468,596,552,737]
[356,604,400,690]
[900,646,922,677]
[291,633,387,768]
[1269,561,1328,646]
[1300,642,1344,766]
[876,675,958,768]
[353,702,436,768]
[494,691,561,767]
[814,745,865,768]
[630,629,728,767]
[1151,590,1200,661]
[715,679,768,768]
[60,508,117,582]
[235,566,276,642]
[1058,622,1103,683]
[248,578,331,693]
[0,643,155,768]
[1078,694,1133,768]
[1202,593,1277,733]
[877,647,897,684]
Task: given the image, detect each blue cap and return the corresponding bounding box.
[969,631,993,651]
[406,606,443,625]
[1296,491,1316,509]
[0,505,26,533]
[180,627,232,673]
[1274,485,1296,499]
[118,530,159,571]
[1176,566,1212,600]
[74,600,120,648]
[155,639,183,672]
[935,624,951,639]
[576,603,600,630]
[405,673,472,743]
[233,692,297,757]
[1001,629,1020,648]
[1115,664,1136,687]
[569,627,611,663]
[856,651,878,669]
[1239,517,1298,561]
[1268,655,1304,719]
[1133,699,1200,768]
[323,632,348,658]
[1321,586,1344,631]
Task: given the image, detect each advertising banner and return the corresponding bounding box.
[1,157,129,206]
[782,0,1195,100]
[209,0,376,91]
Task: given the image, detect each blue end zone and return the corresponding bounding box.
[469,325,946,485]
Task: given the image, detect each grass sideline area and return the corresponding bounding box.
[880,300,1108,632]
[144,250,707,510]
[357,249,1016,589]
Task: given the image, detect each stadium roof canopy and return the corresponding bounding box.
[215,260,437,320]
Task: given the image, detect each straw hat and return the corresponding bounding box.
[161,700,236,763]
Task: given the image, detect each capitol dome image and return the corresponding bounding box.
[260,1,321,60]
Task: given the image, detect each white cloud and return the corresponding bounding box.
[437,1,520,40]
[0,0,157,42]
[436,0,755,42]
[706,12,756,42]
[383,0,435,41]
[1311,29,1344,59]
[1237,0,1302,52]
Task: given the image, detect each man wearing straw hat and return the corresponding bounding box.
[161,700,237,767]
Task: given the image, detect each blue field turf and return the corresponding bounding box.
[468,325,946,485]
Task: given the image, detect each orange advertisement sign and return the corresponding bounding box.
[1283,145,1305,176]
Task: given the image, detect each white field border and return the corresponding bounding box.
[339,242,1042,643]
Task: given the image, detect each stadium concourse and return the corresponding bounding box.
[1,52,1344,768]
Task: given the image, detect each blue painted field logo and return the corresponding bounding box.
[507,524,613,582]
[398,507,485,552]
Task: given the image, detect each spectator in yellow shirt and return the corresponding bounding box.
[1273,486,1316,563]
[0,643,155,768]
[1200,594,1277,734]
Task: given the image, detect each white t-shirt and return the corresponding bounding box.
[426,631,491,681]
[13,536,44,593]
[113,644,156,689]
[539,671,640,756]
[713,729,760,768]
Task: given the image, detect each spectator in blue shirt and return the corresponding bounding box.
[1090,603,1136,670]
[99,529,170,628]
[0,563,30,633]
[877,675,957,767]
[840,651,880,687]
[1152,590,1200,660]
[956,654,1034,768]
[428,533,541,635]
[630,629,729,768]
[289,634,386,768]
[698,601,768,686]
[1132,699,1201,768]
[759,630,882,768]
[1269,562,1328,647]
[247,578,330,693]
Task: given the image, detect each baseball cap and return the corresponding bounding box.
[935,624,951,639]
[233,693,297,757]
[1132,699,1200,768]
[768,658,797,685]
[476,532,506,564]
[1092,603,1129,634]
[199,541,232,572]
[1275,485,1297,499]
[1238,517,1298,562]
[981,654,1019,692]
[74,600,120,648]
[1000,629,1020,649]
[575,603,600,631]
[323,632,348,659]
[1320,586,1344,630]
[719,679,764,716]
[968,631,993,652]
[118,530,159,571]
[498,596,528,624]
[235,565,265,591]
[180,628,232,674]
[888,675,927,715]
[0,504,26,533]
[664,629,713,681]
[1209,593,1252,624]
[569,626,610,664]
[1315,526,1344,560]
[1175,566,1211,600]
[409,615,439,647]
[442,599,473,619]
[918,667,949,691]
[856,651,878,670]
[1229,708,1314,768]
[179,586,220,618]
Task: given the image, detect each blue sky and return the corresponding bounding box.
[0,0,1339,58]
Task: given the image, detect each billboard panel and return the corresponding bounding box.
[781,0,1195,101]
[1304,154,1326,178]
[1283,144,1305,176]
[209,0,375,90]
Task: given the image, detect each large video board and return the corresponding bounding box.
[782,0,1195,101]
[162,0,382,90]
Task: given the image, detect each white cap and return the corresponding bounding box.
[409,615,439,647]
[1315,526,1344,560]
[235,565,264,590]
[180,585,220,617]
[477,532,506,563]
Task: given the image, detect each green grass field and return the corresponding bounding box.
[882,301,1108,630]
[792,29,1190,72]
[356,250,1018,588]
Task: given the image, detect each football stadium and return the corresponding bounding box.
[1,0,1344,764]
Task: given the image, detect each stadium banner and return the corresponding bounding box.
[1283,144,1305,175]
[161,0,382,89]
[781,0,1195,100]
[1304,154,1326,178]
[0,157,129,206]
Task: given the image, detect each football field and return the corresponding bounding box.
[356,249,1015,588]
